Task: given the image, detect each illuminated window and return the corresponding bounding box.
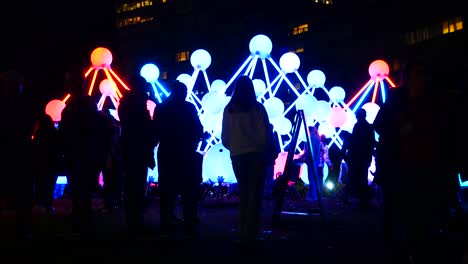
[162,0,167,3]
[292,24,309,36]
[176,51,190,62]
[442,17,463,34]
[295,48,304,53]
[161,72,168,80]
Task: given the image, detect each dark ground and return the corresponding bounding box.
[1,185,468,263]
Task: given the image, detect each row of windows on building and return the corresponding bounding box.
[405,16,463,45]
[117,16,154,28]
[116,0,154,14]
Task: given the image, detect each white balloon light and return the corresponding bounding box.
[329,86,346,102]
[176,73,192,87]
[252,79,267,97]
[315,100,332,122]
[249,34,273,59]
[307,70,326,88]
[190,49,212,71]
[361,102,380,124]
[272,116,292,135]
[279,52,300,73]
[202,143,237,183]
[140,63,160,83]
[263,97,284,119]
[201,91,226,114]
[296,94,318,117]
[318,122,335,138]
[211,79,227,94]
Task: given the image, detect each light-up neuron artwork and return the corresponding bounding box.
[140,63,170,104]
[45,94,71,122]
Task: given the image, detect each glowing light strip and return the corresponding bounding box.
[248,55,259,79]
[97,95,106,110]
[202,70,211,92]
[385,77,396,88]
[352,83,375,112]
[372,78,379,103]
[103,69,123,98]
[224,56,253,91]
[283,91,302,116]
[272,76,284,97]
[261,58,272,96]
[84,66,94,78]
[109,96,119,109]
[267,58,301,97]
[151,83,162,103]
[155,81,170,96]
[88,69,99,96]
[380,80,386,103]
[347,79,374,107]
[244,56,257,76]
[295,71,309,91]
[189,69,200,91]
[62,94,71,103]
[109,69,130,90]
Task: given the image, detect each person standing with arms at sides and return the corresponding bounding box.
[153,80,203,237]
[118,74,156,237]
[221,75,272,248]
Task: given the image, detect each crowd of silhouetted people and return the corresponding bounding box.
[0,60,466,262]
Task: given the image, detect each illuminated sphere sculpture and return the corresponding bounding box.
[45,99,66,122]
[249,34,273,59]
[328,106,347,128]
[307,70,326,88]
[252,79,266,97]
[99,79,115,96]
[368,60,390,81]
[190,49,212,70]
[279,52,300,73]
[90,47,113,68]
[329,86,346,102]
[176,73,192,88]
[211,79,227,94]
[140,63,160,83]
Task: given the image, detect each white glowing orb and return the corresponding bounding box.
[249,34,273,59]
[90,47,113,68]
[361,102,380,124]
[201,91,228,114]
[146,99,156,120]
[202,143,237,183]
[328,106,347,128]
[307,70,326,88]
[140,63,160,83]
[341,110,357,133]
[252,79,267,97]
[314,100,332,122]
[99,79,116,96]
[279,52,300,73]
[56,176,68,185]
[318,122,335,138]
[368,60,390,81]
[271,116,292,135]
[200,113,223,136]
[147,145,159,182]
[190,49,212,71]
[295,94,318,117]
[176,73,193,88]
[329,86,346,102]
[45,99,66,122]
[300,161,328,185]
[211,79,227,94]
[263,97,284,119]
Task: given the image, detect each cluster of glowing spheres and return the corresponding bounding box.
[279,52,300,73]
[90,47,113,68]
[190,49,212,71]
[140,63,160,83]
[249,34,273,59]
[307,70,326,88]
[368,60,390,81]
[45,100,66,122]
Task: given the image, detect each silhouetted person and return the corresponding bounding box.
[32,113,60,213]
[153,80,203,237]
[221,75,272,247]
[347,108,375,212]
[59,72,109,236]
[0,70,38,239]
[118,74,156,236]
[264,124,280,201]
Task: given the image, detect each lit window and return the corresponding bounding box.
[295,48,304,53]
[442,21,449,34]
[162,0,167,3]
[176,51,190,62]
[292,24,309,35]
[162,72,168,80]
[455,20,463,30]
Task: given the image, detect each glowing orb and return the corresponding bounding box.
[211,79,227,94]
[252,79,266,97]
[140,63,160,83]
[190,49,212,71]
[279,52,300,73]
[361,102,380,124]
[201,91,227,114]
[368,60,390,81]
[202,143,237,183]
[99,79,116,96]
[307,70,326,88]
[200,113,223,136]
[45,99,66,122]
[263,97,284,119]
[314,100,332,122]
[249,34,273,59]
[329,86,346,102]
[318,122,335,138]
[146,99,156,119]
[90,47,113,68]
[328,106,347,128]
[271,116,292,135]
[296,94,318,117]
[341,110,357,133]
[176,73,192,88]
[147,145,159,182]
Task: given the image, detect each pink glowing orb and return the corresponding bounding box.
[99,79,116,96]
[91,47,113,68]
[147,99,156,119]
[328,106,348,128]
[368,60,389,81]
[273,152,304,181]
[45,99,66,122]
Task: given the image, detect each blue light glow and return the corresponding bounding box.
[279,52,300,73]
[190,49,212,71]
[140,63,160,83]
[249,34,273,59]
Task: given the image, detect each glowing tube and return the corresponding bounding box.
[248,56,259,79]
[268,57,301,97]
[261,58,271,96]
[97,95,106,110]
[380,80,386,103]
[202,70,211,92]
[84,66,94,78]
[385,76,396,88]
[372,79,379,103]
[352,83,374,112]
[151,83,162,103]
[103,68,122,98]
[155,81,170,96]
[189,69,200,91]
[244,55,257,76]
[62,94,71,103]
[295,71,308,92]
[109,95,119,109]
[109,69,130,90]
[347,79,373,107]
[272,76,284,97]
[88,69,99,96]
[224,56,253,90]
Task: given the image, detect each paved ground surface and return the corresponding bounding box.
[1,187,468,263]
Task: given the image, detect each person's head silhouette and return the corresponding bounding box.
[356,108,367,121]
[169,80,187,101]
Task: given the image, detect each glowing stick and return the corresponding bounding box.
[347,79,373,107]
[372,78,380,103]
[151,83,162,103]
[88,69,99,96]
[202,70,211,92]
[267,58,301,97]
[103,68,122,98]
[62,94,71,103]
[380,80,386,103]
[224,56,253,90]
[109,68,130,90]
[261,58,272,96]
[352,83,374,112]
[84,66,94,78]
[248,56,259,79]
[155,81,170,96]
[385,76,396,88]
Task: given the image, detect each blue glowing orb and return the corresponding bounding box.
[279,52,300,73]
[190,49,212,71]
[202,143,237,183]
[140,63,160,83]
[249,34,272,59]
[329,86,346,102]
[307,70,326,88]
